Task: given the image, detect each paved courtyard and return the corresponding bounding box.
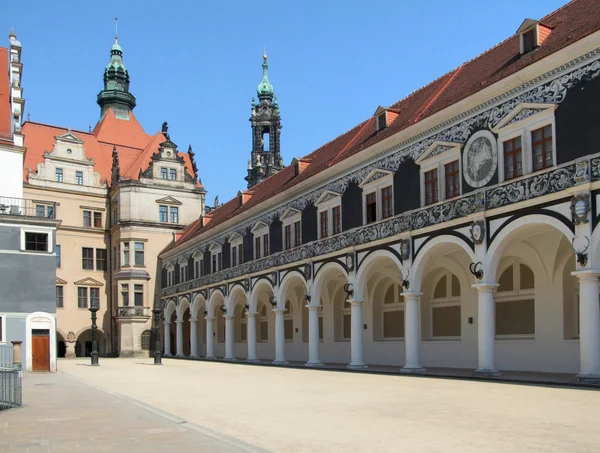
[2,359,600,452]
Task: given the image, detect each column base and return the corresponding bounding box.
[474,368,502,377]
[305,361,324,367]
[189,354,200,359]
[272,360,289,365]
[347,363,368,370]
[163,353,172,358]
[575,372,600,384]
[246,358,260,363]
[400,366,425,374]
[224,357,236,362]
[175,354,185,358]
[204,355,215,360]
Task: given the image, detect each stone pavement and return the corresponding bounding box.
[0,371,266,453]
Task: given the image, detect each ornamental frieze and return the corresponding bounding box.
[169,51,600,270]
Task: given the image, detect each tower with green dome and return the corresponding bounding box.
[97,31,136,119]
[245,49,284,189]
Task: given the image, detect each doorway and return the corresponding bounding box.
[32,329,50,372]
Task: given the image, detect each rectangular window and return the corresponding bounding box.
[263,234,269,256]
[238,244,244,265]
[36,205,45,217]
[503,137,523,181]
[232,246,237,267]
[161,168,167,179]
[332,206,341,235]
[159,205,168,222]
[342,314,351,340]
[432,306,461,337]
[181,266,186,282]
[425,168,438,205]
[523,29,536,53]
[83,210,92,227]
[212,254,217,273]
[47,205,55,219]
[90,288,100,308]
[294,221,301,247]
[318,316,323,340]
[532,125,553,171]
[121,284,129,306]
[75,171,83,185]
[24,232,48,251]
[93,212,102,228]
[113,246,116,268]
[134,284,144,306]
[255,237,261,259]
[55,168,63,182]
[381,186,393,219]
[284,319,293,341]
[96,248,107,271]
[77,287,88,308]
[123,242,129,266]
[194,260,200,278]
[169,168,177,180]
[284,225,291,250]
[320,211,329,238]
[366,192,377,224]
[218,252,222,271]
[260,321,268,341]
[56,286,63,308]
[444,160,460,199]
[134,242,144,266]
[383,310,405,338]
[82,247,94,270]
[56,244,61,268]
[241,323,247,342]
[170,207,179,223]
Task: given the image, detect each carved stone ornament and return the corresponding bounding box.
[571,194,591,225]
[66,331,76,343]
[304,263,312,281]
[221,284,228,296]
[574,160,590,185]
[470,220,486,244]
[400,239,411,261]
[345,254,354,271]
[243,279,249,292]
[462,130,498,188]
[271,272,278,286]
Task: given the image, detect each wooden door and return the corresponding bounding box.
[32,329,50,372]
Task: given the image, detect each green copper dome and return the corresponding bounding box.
[257,51,274,99]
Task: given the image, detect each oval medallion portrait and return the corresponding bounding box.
[462,130,497,188]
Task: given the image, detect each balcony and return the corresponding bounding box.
[0,197,57,219]
[116,306,151,320]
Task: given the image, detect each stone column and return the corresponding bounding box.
[273,308,288,364]
[246,312,258,362]
[190,318,199,358]
[473,283,500,376]
[205,316,215,359]
[306,304,323,366]
[347,299,367,369]
[573,270,600,382]
[175,320,184,357]
[401,292,424,372]
[164,321,172,357]
[225,315,235,360]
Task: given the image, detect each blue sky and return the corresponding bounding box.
[4,0,566,203]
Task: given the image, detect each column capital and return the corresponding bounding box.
[204,315,214,321]
[175,319,184,324]
[225,315,235,320]
[190,317,198,323]
[571,269,600,281]
[347,298,364,306]
[401,291,423,299]
[246,311,258,318]
[306,304,322,311]
[272,308,286,314]
[472,282,499,293]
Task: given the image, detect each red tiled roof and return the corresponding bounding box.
[0,47,12,143]
[22,110,202,188]
[168,0,600,253]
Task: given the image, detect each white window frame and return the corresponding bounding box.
[166,263,175,287]
[495,258,535,340]
[192,250,203,278]
[180,263,187,282]
[416,142,461,207]
[20,228,53,253]
[0,313,5,343]
[209,243,222,273]
[315,190,342,240]
[493,104,557,183]
[281,208,302,250]
[251,222,269,259]
[430,271,461,340]
[359,169,394,225]
[229,234,243,267]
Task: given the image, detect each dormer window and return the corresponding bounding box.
[161,168,167,180]
[517,19,551,55]
[377,113,386,131]
[169,168,177,180]
[522,29,536,53]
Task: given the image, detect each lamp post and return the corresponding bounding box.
[88,297,100,366]
[152,295,163,365]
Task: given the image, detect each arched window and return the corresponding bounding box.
[141,330,152,351]
[284,301,294,341]
[496,259,535,336]
[430,272,461,338]
[259,305,268,341]
[382,284,404,339]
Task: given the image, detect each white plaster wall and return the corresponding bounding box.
[0,148,23,199]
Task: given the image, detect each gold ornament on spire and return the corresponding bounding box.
[263,47,267,61]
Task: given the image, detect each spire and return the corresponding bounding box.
[97,19,136,119]
[257,48,274,101]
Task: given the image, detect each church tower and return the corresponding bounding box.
[96,28,136,119]
[245,50,284,189]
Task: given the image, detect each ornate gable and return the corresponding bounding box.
[358,168,393,187]
[416,141,461,164]
[74,277,104,287]
[155,196,182,206]
[281,207,301,220]
[492,102,557,132]
[315,190,341,206]
[56,277,67,285]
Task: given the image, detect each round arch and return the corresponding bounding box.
[164,299,177,322]
[312,261,349,303]
[355,249,403,301]
[487,214,573,282]
[277,271,308,307]
[412,235,475,292]
[177,296,191,321]
[191,294,207,320]
[208,288,226,315]
[250,279,275,312]
[227,285,248,313]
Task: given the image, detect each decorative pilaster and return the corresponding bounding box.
[225,315,235,361]
[175,319,184,357]
[164,320,172,357]
[246,312,258,362]
[190,318,199,358]
[473,283,501,376]
[273,308,288,364]
[306,304,323,366]
[401,292,424,372]
[572,270,600,382]
[347,299,367,369]
[205,316,215,359]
